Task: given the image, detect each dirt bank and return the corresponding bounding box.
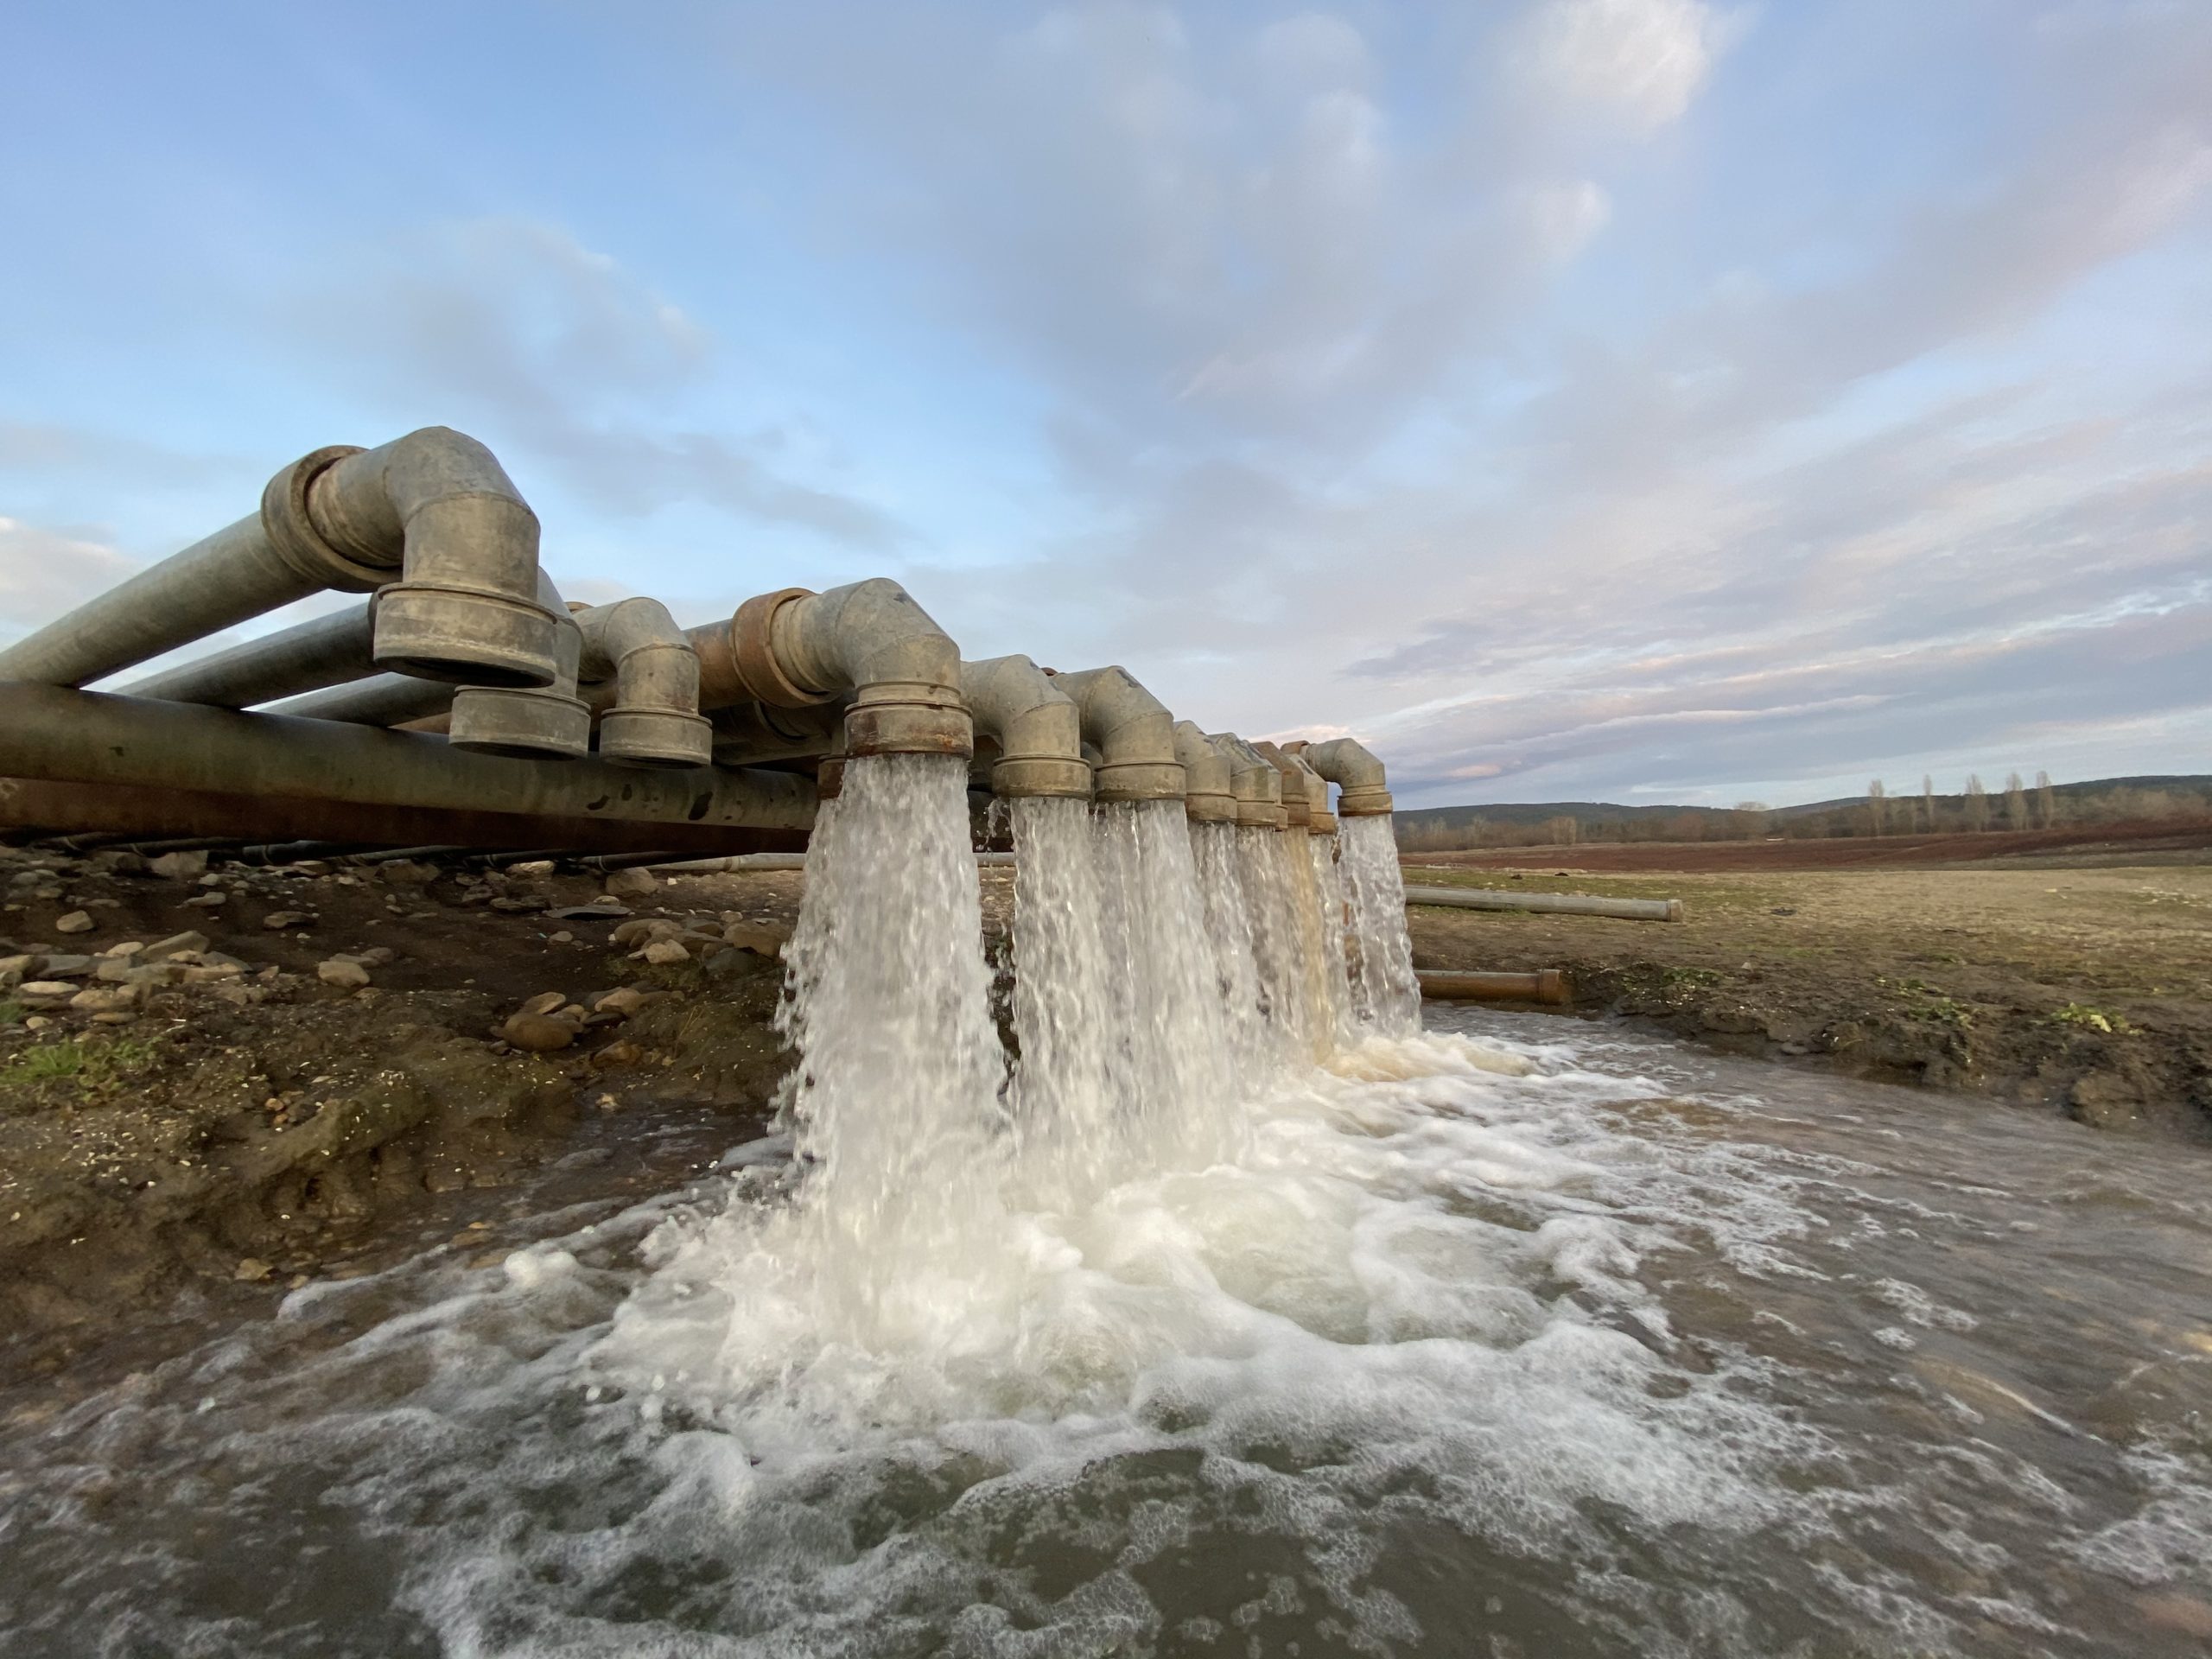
[1408,818,2212,873]
[1408,862,2212,1140]
[0,846,800,1381]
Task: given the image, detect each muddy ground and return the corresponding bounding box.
[1406,860,2212,1140]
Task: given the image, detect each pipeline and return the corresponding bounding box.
[1403,886,1686,922]
[1417,969,1571,1005]
[1047,666,1185,803]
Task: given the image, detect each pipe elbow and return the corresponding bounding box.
[448,573,593,760]
[1250,742,1313,829]
[1174,721,1236,823]
[961,656,1090,799]
[1050,666,1185,802]
[1209,734,1285,829]
[1300,737,1394,815]
[575,597,712,768]
[713,578,970,760]
[262,426,559,689]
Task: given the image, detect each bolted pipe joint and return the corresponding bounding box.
[961,657,1091,799]
[1298,736,1394,816]
[448,576,592,760]
[1174,721,1236,823]
[575,598,713,768]
[1211,734,1286,829]
[1051,666,1185,803]
[268,427,561,689]
[703,578,970,760]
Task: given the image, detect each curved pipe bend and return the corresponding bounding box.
[961,657,1090,799]
[1209,734,1285,829]
[1050,666,1185,803]
[691,577,970,760]
[573,598,712,768]
[1295,736,1395,816]
[1174,721,1236,823]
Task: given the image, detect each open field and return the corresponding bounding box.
[1405,817,2212,873]
[1407,858,2212,1139]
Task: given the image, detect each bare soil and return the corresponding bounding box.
[1408,818,2212,874]
[1407,860,2212,1140]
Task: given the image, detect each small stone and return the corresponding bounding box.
[149,851,209,880]
[316,958,371,989]
[54,911,93,935]
[17,980,76,998]
[68,984,143,1012]
[181,962,245,983]
[123,962,188,988]
[499,1012,576,1052]
[0,953,33,987]
[143,931,209,961]
[519,990,568,1017]
[341,946,397,966]
[181,893,227,909]
[722,926,787,957]
[637,939,690,965]
[507,860,556,879]
[611,918,684,947]
[548,931,574,944]
[376,860,438,887]
[22,1015,49,1029]
[590,987,647,1017]
[86,849,147,876]
[590,1040,643,1067]
[35,956,95,979]
[233,1257,273,1283]
[99,940,146,958]
[603,868,658,899]
[90,1011,137,1025]
[264,911,312,931]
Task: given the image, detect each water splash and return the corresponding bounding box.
[1189,819,1271,1084]
[1237,823,1313,1064]
[1307,833,1357,1044]
[1339,813,1421,1034]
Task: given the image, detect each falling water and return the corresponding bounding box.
[1188,818,1271,1082]
[1307,833,1357,1043]
[1338,811,1421,1034]
[1236,823,1313,1062]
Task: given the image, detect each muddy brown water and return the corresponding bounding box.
[0,1010,2207,1657]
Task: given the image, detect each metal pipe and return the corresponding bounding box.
[690,577,969,759]
[1294,736,1394,817]
[265,672,454,727]
[0,428,559,690]
[0,684,817,838]
[120,603,376,707]
[573,598,713,767]
[1403,886,1686,922]
[1174,721,1236,823]
[1050,666,1185,802]
[639,849,1019,874]
[1210,734,1285,829]
[960,656,1090,799]
[708,700,845,766]
[448,574,591,759]
[1251,741,1314,830]
[1418,969,1570,1005]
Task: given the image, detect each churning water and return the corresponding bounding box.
[3,776,2209,1657]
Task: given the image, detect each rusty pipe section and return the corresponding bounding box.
[959,656,1090,799]
[1209,734,1284,829]
[1295,736,1393,817]
[1049,666,1184,802]
[0,426,558,692]
[690,578,969,760]
[574,598,713,768]
[1173,721,1236,823]
[0,684,817,838]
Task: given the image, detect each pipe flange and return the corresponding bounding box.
[730,588,839,709]
[448,685,593,760]
[1234,803,1274,829]
[598,706,715,769]
[372,582,561,688]
[1095,760,1185,803]
[1183,790,1236,824]
[1335,785,1395,816]
[261,446,392,592]
[1307,810,1338,835]
[844,679,973,759]
[990,755,1094,799]
[1281,796,1311,828]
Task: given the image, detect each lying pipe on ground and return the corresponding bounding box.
[1210,734,1285,829]
[1418,969,1571,1005]
[1050,667,1185,802]
[960,657,1090,798]
[1174,721,1236,823]
[1291,736,1393,817]
[0,427,559,690]
[1403,886,1686,922]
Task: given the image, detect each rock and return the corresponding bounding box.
[181,893,227,909]
[589,1040,644,1067]
[337,946,397,966]
[68,984,143,1012]
[722,926,787,957]
[90,1011,137,1025]
[123,962,188,988]
[142,931,211,962]
[376,860,439,887]
[519,991,569,1017]
[548,931,575,944]
[589,987,649,1017]
[488,896,547,912]
[317,958,372,989]
[149,850,209,880]
[17,980,78,999]
[264,911,313,931]
[99,940,146,959]
[181,962,245,983]
[86,850,147,876]
[637,940,690,965]
[603,868,658,899]
[54,911,93,935]
[36,955,96,979]
[610,918,684,947]
[233,1257,273,1283]
[507,860,556,879]
[499,1012,576,1052]
[0,953,33,987]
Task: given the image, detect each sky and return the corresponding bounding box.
[1,1,2207,810]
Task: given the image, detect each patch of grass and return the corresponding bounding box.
[0,999,22,1027]
[0,1035,161,1092]
[2050,1003,2136,1036]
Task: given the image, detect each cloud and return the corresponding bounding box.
[0,518,140,636]
[1512,0,1739,133]
[0,423,245,490]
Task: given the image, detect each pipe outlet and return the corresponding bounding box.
[1210,734,1285,829]
[1297,736,1394,816]
[960,656,1090,799]
[574,598,713,768]
[693,579,969,760]
[1173,721,1236,823]
[1049,666,1185,802]
[448,578,592,760]
[270,428,561,688]
[1252,742,1313,830]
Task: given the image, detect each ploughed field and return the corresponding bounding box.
[1407,858,2212,1139]
[1409,817,2212,873]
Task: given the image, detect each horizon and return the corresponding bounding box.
[2,3,2207,808]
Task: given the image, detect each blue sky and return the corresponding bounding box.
[3,1,2207,808]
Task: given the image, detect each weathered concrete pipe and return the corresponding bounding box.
[0,684,818,836]
[960,657,1090,798]
[1050,667,1185,802]
[1210,734,1285,829]
[1174,721,1236,823]
[574,598,713,767]
[119,603,377,709]
[688,578,969,759]
[1404,886,1686,922]
[1292,736,1393,817]
[0,427,560,690]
